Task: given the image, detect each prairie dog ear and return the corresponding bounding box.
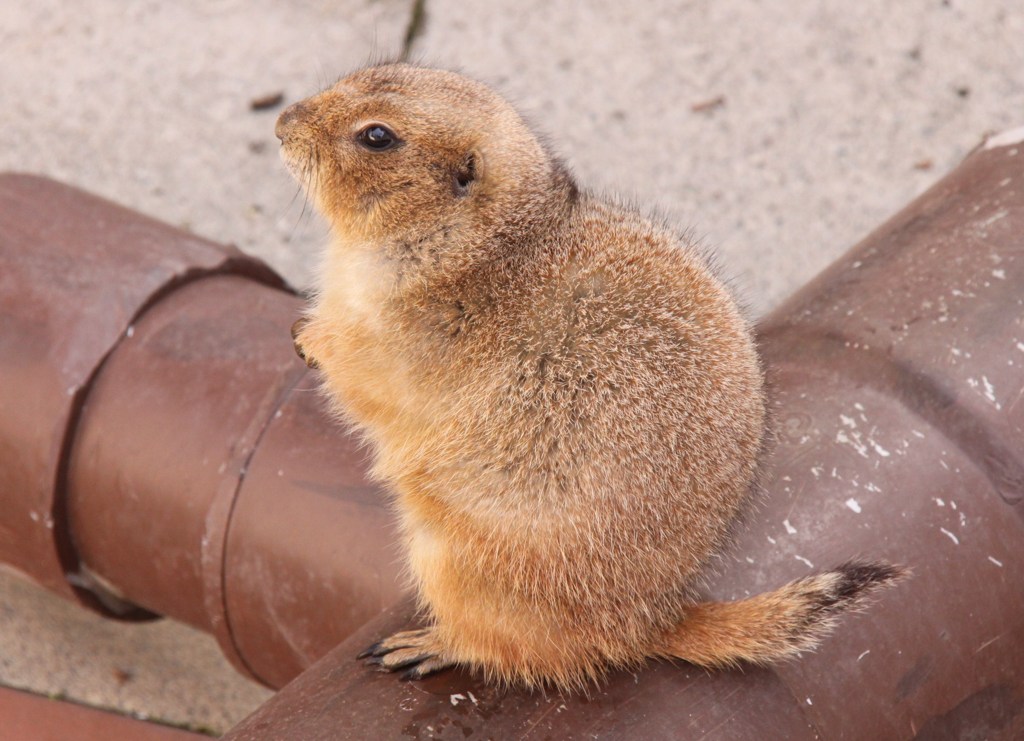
[453,149,482,196]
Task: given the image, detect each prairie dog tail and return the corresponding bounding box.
[662,561,906,668]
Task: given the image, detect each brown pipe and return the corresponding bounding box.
[224,136,1024,738]
[0,174,283,616]
[221,369,404,686]
[1,128,1022,736]
[1,687,209,741]
[66,280,404,682]
[0,172,404,686]
[67,274,308,670]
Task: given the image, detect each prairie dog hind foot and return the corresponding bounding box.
[357,627,455,681]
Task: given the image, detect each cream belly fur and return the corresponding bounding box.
[276,62,905,689]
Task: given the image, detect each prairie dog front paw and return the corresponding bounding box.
[291,317,319,369]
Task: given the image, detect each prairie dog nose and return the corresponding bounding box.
[275,101,310,141]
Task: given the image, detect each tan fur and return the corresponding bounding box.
[275,63,903,690]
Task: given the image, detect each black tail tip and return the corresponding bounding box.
[833,560,909,604]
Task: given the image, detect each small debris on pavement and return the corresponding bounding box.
[250,92,285,111]
[691,95,726,113]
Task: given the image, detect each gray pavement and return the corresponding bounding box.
[1,0,1022,734]
[0,568,271,734]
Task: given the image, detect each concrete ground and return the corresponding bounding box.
[1,0,1022,734]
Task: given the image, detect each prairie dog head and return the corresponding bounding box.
[275,63,559,248]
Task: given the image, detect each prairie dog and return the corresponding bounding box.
[276,63,903,689]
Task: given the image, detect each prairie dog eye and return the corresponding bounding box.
[357,124,399,151]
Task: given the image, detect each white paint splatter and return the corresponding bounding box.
[450,693,466,706]
[984,125,1024,149]
[857,650,871,662]
[988,556,1004,568]
[126,325,135,338]
[983,210,1009,229]
[806,697,813,706]
[836,429,869,458]
[467,691,478,705]
[795,555,814,568]
[979,376,1000,408]
[992,269,1006,280]
[912,430,925,438]
[839,414,857,428]
[745,556,755,564]
[871,440,891,457]
[934,498,945,507]
[845,498,862,514]
[940,527,960,545]
[766,535,777,545]
[784,519,798,535]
